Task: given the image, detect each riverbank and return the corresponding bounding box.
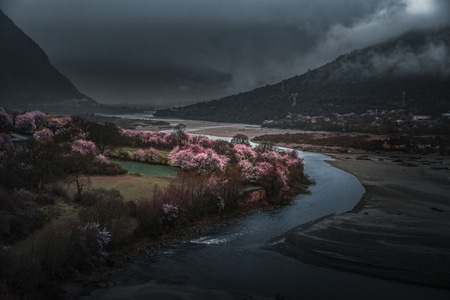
[265,152,450,289]
[66,211,277,299]
[65,187,298,299]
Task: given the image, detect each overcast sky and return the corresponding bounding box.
[1,0,449,105]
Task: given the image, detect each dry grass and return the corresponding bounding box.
[11,199,82,256]
[82,174,172,201]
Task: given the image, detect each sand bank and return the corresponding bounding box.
[265,152,450,289]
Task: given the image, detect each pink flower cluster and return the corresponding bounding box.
[169,144,229,174]
[76,222,111,258]
[162,203,179,221]
[131,147,163,163]
[45,115,73,129]
[70,139,99,157]
[163,133,303,195]
[133,149,146,160]
[95,154,110,164]
[1,109,78,142]
[192,135,216,148]
[232,144,303,193]
[260,149,304,167]
[121,129,173,147]
[33,128,54,141]
[14,111,46,133]
[121,129,199,148]
[233,144,257,161]
[238,160,274,183]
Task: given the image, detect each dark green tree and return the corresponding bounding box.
[86,122,122,154]
[172,123,188,146]
[231,133,250,145]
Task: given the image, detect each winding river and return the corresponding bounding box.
[84,117,450,299]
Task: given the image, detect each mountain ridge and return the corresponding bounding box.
[0,9,97,111]
[155,26,450,124]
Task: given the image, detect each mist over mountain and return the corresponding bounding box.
[155,27,450,124]
[3,0,449,106]
[0,9,96,111]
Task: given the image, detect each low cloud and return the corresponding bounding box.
[1,0,449,104]
[291,0,450,78]
[371,42,449,76]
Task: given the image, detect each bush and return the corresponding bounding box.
[34,194,55,206]
[85,161,127,175]
[48,182,70,199]
[79,189,131,246]
[8,207,45,242]
[0,188,15,211]
[68,222,111,267]
[36,221,111,278]
[79,188,114,206]
[0,248,43,299]
[131,199,163,237]
[35,224,71,279]
[0,196,46,245]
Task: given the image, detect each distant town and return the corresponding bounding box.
[263,108,450,134]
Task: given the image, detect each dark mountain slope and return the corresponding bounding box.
[156,27,450,124]
[0,9,96,111]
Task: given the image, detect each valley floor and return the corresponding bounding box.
[71,120,450,297]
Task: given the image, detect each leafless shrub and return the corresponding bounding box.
[79,189,132,246]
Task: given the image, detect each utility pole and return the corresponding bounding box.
[402,91,406,108]
[291,93,298,106]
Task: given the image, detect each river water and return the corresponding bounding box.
[85,116,450,299]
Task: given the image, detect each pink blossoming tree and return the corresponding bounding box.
[33,128,54,142]
[233,144,257,162]
[94,154,110,164]
[169,144,229,174]
[14,111,47,134]
[70,139,99,157]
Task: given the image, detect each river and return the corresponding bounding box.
[83,116,450,299]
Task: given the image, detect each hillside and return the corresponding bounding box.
[155,27,450,124]
[0,9,97,111]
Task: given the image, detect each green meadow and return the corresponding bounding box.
[79,161,179,201]
[113,160,178,178]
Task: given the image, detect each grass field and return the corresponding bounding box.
[97,161,178,200]
[85,175,171,201]
[63,162,178,201]
[15,161,178,257]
